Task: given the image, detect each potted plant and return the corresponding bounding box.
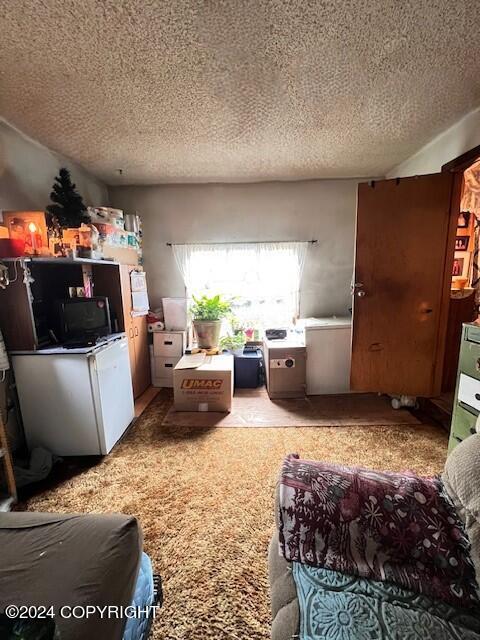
[190,294,232,348]
[219,332,246,355]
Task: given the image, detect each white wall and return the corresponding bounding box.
[0,119,108,452]
[0,118,108,212]
[387,107,480,178]
[110,179,363,317]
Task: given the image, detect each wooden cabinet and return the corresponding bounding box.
[132,316,150,397]
[120,264,151,398]
[0,257,151,400]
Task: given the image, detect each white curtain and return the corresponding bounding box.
[173,242,308,328]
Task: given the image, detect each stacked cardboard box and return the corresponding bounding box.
[173,354,234,412]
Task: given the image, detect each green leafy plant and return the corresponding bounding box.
[229,314,246,333]
[190,294,232,321]
[219,332,246,351]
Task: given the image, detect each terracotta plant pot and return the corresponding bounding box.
[193,320,222,349]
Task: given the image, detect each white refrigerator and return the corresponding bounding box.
[302,317,352,395]
[12,334,134,456]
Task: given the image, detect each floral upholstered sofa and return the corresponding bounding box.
[269,435,480,640]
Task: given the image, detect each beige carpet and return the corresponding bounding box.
[22,391,448,640]
[162,388,420,428]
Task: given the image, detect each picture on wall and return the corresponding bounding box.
[455,236,469,251]
[452,257,464,276]
[457,212,470,229]
[452,251,471,279]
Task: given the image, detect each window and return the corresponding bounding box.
[173,242,308,331]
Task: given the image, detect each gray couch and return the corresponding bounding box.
[0,512,142,639]
[269,435,480,640]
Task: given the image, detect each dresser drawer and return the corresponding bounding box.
[465,324,480,345]
[458,341,480,380]
[152,376,174,388]
[449,404,478,452]
[458,373,480,412]
[153,331,186,357]
[153,356,180,379]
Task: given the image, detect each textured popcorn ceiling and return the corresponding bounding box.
[1,1,479,185]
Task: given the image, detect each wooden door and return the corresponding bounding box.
[133,316,151,397]
[351,173,456,397]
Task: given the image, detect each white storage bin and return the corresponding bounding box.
[162,297,187,331]
[153,331,186,357]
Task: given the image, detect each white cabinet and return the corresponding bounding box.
[153,331,186,357]
[304,317,352,395]
[11,336,134,456]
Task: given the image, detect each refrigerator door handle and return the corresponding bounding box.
[87,353,97,371]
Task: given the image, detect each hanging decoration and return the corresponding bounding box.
[461,159,480,218]
[461,159,480,313]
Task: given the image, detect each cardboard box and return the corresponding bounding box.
[102,245,139,265]
[173,353,233,412]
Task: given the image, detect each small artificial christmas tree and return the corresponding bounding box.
[46,168,89,229]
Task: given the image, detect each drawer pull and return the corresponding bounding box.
[476,357,480,372]
[475,393,480,401]
[454,435,464,443]
[164,340,173,345]
[470,427,477,435]
[164,363,173,368]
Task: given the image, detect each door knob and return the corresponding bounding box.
[351,282,365,296]
[356,290,366,298]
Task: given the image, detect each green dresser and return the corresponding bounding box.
[449,323,480,452]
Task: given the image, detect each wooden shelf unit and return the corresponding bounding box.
[0,258,150,399]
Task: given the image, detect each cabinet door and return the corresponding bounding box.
[120,264,134,329]
[126,319,137,393]
[120,264,138,396]
[133,316,151,397]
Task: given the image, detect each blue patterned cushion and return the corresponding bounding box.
[292,562,480,639]
[122,553,155,640]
